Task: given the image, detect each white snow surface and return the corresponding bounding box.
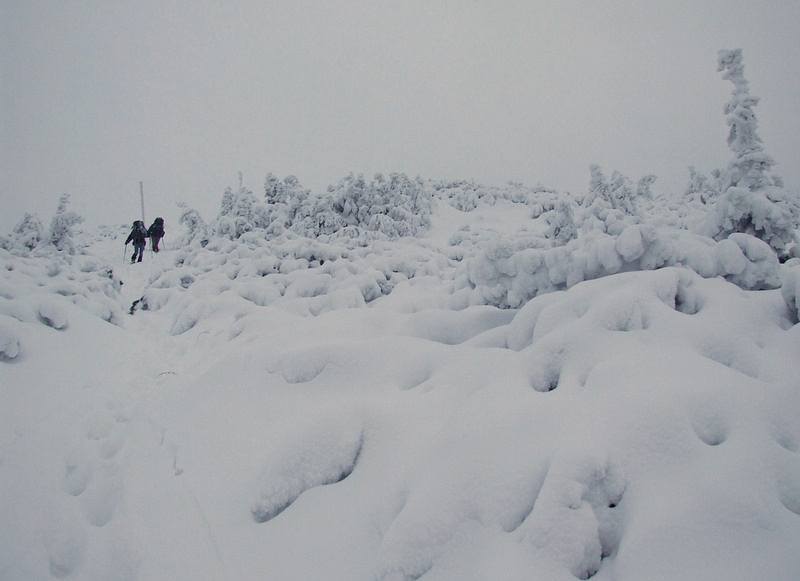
[2,196,800,581]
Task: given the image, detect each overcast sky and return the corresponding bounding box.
[2,1,799,233]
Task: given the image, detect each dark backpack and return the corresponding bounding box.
[148,217,164,238]
[131,221,147,244]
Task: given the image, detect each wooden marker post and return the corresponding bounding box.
[140,181,146,223]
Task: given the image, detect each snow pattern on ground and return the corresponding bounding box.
[2,195,800,581]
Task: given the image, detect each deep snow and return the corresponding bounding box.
[2,193,800,581]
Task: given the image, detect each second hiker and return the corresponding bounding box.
[148,217,165,253]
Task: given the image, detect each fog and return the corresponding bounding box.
[2,0,799,231]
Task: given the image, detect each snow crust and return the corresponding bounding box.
[2,191,800,581]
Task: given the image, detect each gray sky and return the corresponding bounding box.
[2,0,799,233]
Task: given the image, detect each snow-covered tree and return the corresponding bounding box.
[717,49,779,192]
[176,202,210,247]
[584,165,653,216]
[288,173,433,240]
[580,165,650,235]
[363,172,433,237]
[697,49,799,257]
[684,166,722,205]
[636,174,657,200]
[215,173,271,239]
[48,194,84,253]
[1,212,45,253]
[264,173,309,207]
[263,173,311,231]
[545,198,578,246]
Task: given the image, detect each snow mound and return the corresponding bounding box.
[251,411,363,523]
[0,247,125,330]
[0,315,21,359]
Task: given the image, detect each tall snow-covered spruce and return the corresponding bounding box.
[697,49,799,258]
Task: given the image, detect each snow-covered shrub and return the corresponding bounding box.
[696,49,799,257]
[290,173,433,239]
[263,173,311,229]
[214,174,272,239]
[700,187,798,258]
[265,173,299,204]
[264,173,310,210]
[579,166,653,236]
[435,179,495,211]
[48,194,84,253]
[464,225,781,308]
[432,179,561,215]
[176,202,210,248]
[684,166,722,206]
[209,174,322,240]
[545,198,578,246]
[3,213,45,254]
[583,165,653,217]
[291,188,347,238]
[31,259,124,324]
[370,172,433,236]
[636,174,657,200]
[721,233,782,290]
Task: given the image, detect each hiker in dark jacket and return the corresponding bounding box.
[147,217,165,253]
[125,220,148,263]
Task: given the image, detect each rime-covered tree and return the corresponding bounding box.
[263,173,311,231]
[176,202,209,247]
[264,173,309,207]
[684,166,722,206]
[546,198,578,246]
[580,165,652,235]
[718,49,782,191]
[48,194,84,253]
[216,173,271,239]
[2,212,45,253]
[584,165,654,217]
[698,49,798,257]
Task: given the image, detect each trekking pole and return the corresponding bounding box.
[124,243,128,264]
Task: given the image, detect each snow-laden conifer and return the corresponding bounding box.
[697,49,799,257]
[48,194,84,253]
[545,198,578,246]
[176,202,210,247]
[684,166,722,206]
[579,165,654,236]
[1,212,45,254]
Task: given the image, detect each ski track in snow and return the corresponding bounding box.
[2,197,800,580]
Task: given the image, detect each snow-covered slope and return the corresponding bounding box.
[2,195,800,581]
